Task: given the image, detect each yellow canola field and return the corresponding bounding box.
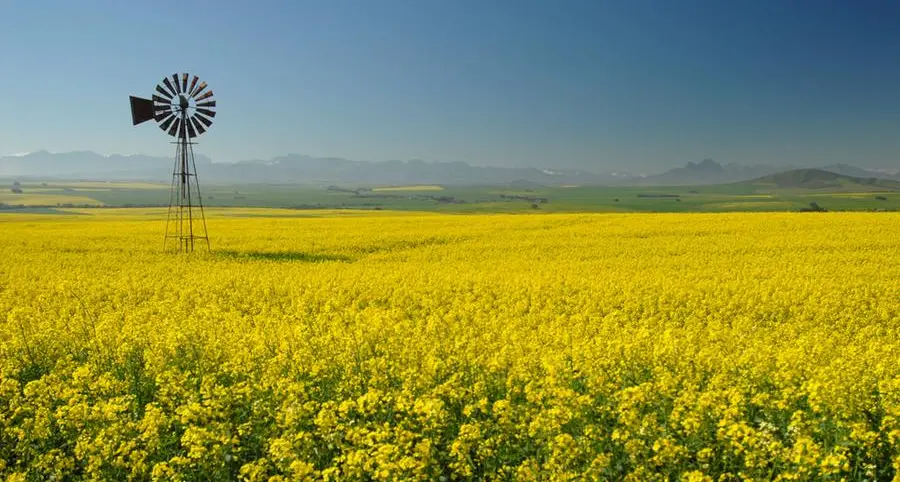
[1,210,899,481]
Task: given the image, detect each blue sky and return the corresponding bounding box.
[1,0,899,172]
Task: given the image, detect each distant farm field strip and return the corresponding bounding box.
[372,185,445,192]
[0,193,103,206]
[825,192,896,199]
[48,181,168,190]
[705,201,795,209]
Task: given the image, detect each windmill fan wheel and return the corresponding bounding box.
[150,73,217,139]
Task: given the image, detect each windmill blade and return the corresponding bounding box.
[188,75,199,96]
[191,116,207,135]
[181,73,189,92]
[167,117,181,137]
[161,78,177,97]
[195,90,214,102]
[186,120,197,138]
[152,94,171,105]
[196,108,216,118]
[129,96,155,125]
[195,113,213,127]
[172,74,182,94]
[155,85,173,99]
[159,115,176,131]
[154,106,172,117]
[196,100,216,108]
[192,81,208,97]
[155,111,173,122]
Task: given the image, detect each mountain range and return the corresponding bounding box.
[0,151,631,185]
[1,151,896,186]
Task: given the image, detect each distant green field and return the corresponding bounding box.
[1,179,897,213]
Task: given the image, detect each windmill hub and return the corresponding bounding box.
[178,95,190,112]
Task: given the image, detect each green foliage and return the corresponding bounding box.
[2,179,898,213]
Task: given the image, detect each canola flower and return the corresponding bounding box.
[0,209,899,481]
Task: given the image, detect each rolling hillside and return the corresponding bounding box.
[745,168,900,191]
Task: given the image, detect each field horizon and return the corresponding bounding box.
[2,166,899,215]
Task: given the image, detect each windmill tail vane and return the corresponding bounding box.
[129,73,216,253]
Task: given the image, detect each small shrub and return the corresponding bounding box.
[802,202,826,212]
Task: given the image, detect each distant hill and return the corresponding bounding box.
[820,163,899,180]
[0,150,211,180]
[629,159,899,186]
[631,159,790,186]
[745,168,900,191]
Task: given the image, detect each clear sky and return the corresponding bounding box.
[1,0,899,172]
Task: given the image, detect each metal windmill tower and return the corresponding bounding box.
[129,73,216,253]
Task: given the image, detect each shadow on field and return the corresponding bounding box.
[215,250,353,263]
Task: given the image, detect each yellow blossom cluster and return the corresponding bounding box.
[0,209,899,480]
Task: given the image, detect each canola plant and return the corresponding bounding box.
[0,210,898,481]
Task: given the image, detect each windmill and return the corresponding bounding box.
[129,73,216,253]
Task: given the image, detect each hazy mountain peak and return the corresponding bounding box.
[697,158,722,169]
